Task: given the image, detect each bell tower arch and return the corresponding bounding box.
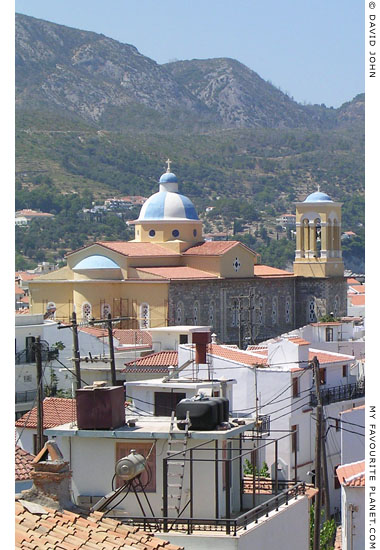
[293,189,344,277]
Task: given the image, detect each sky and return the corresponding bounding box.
[14,0,364,108]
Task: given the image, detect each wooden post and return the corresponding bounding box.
[107,313,117,386]
[72,312,81,391]
[35,336,44,454]
[313,356,322,550]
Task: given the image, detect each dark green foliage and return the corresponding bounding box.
[309,504,336,550]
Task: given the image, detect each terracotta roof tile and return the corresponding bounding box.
[97,241,180,257]
[135,266,219,279]
[15,445,35,481]
[254,265,294,277]
[15,284,25,295]
[349,294,365,306]
[286,337,311,345]
[123,351,178,372]
[15,398,76,429]
[340,404,365,414]
[16,500,182,550]
[337,461,365,487]
[183,240,241,255]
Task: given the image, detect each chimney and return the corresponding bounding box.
[20,440,73,510]
[192,331,211,364]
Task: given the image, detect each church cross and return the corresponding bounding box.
[317,184,320,192]
[166,158,172,172]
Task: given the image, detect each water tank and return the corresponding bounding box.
[115,450,146,481]
[76,386,125,430]
[176,397,229,430]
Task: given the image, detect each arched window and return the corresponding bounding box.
[258,297,265,325]
[307,299,316,323]
[271,297,278,326]
[176,302,184,325]
[285,296,292,324]
[334,295,340,317]
[193,301,200,325]
[82,302,92,321]
[208,301,215,326]
[101,303,112,319]
[139,303,150,329]
[231,300,239,327]
[46,302,56,319]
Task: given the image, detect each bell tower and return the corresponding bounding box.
[293,189,344,277]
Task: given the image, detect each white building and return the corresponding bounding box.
[336,461,365,550]
[45,405,311,550]
[176,336,364,513]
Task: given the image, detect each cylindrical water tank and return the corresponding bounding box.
[115,450,146,481]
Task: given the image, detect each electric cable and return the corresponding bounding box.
[268,399,311,423]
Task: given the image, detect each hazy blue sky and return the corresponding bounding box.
[15,0,364,108]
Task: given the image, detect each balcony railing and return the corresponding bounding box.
[109,482,307,536]
[309,379,365,407]
[15,390,37,404]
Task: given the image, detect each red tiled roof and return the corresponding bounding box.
[337,461,365,487]
[123,351,178,372]
[350,284,365,294]
[310,322,342,326]
[136,266,219,280]
[15,308,30,315]
[286,337,311,345]
[208,344,267,366]
[347,278,361,285]
[349,294,365,306]
[183,240,242,255]
[15,271,39,281]
[20,296,29,304]
[15,398,76,429]
[254,265,294,277]
[97,241,180,257]
[309,349,354,365]
[15,500,183,550]
[15,284,25,296]
[15,446,35,481]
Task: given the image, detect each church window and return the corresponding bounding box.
[46,302,56,319]
[176,302,184,325]
[285,296,292,324]
[149,229,155,237]
[101,303,111,319]
[208,301,215,326]
[231,300,239,327]
[233,257,241,272]
[308,299,316,322]
[82,302,92,321]
[172,229,179,238]
[271,297,278,325]
[193,301,200,325]
[193,229,197,237]
[258,298,264,325]
[333,295,340,317]
[140,303,150,329]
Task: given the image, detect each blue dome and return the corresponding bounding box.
[73,255,121,270]
[138,191,199,221]
[304,191,333,203]
[159,172,178,183]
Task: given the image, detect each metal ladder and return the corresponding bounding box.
[165,410,191,516]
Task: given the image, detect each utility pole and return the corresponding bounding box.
[312,355,322,550]
[35,336,44,454]
[58,312,81,392]
[321,414,331,519]
[107,313,117,386]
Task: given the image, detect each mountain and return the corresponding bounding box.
[163,58,336,129]
[16,13,361,131]
[15,13,215,130]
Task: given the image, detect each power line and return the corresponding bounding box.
[327,416,365,430]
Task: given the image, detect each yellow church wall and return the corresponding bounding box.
[293,259,344,278]
[133,221,202,244]
[29,281,74,321]
[184,255,221,275]
[127,256,182,268]
[219,245,257,278]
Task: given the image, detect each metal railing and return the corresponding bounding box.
[110,482,306,536]
[15,389,37,403]
[309,379,365,407]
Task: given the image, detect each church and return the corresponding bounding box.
[29,162,347,345]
